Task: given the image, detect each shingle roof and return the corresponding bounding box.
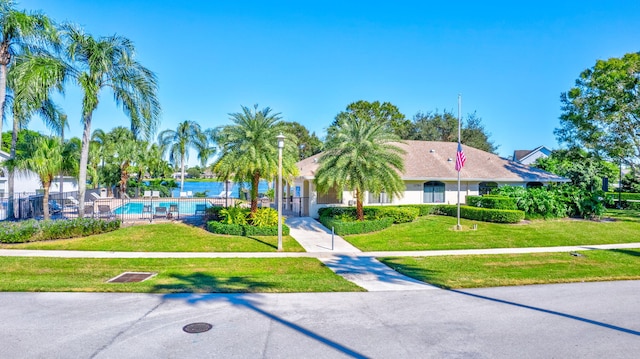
[513,149,533,162]
[297,140,568,183]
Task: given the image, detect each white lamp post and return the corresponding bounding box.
[277,133,285,251]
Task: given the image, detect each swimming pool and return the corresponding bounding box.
[114,201,207,215]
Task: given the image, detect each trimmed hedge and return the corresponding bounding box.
[318,206,419,224]
[466,195,517,210]
[206,221,290,236]
[0,218,121,244]
[435,205,524,223]
[319,216,394,235]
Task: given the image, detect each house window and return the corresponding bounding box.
[479,182,498,195]
[317,185,341,204]
[368,192,391,204]
[423,181,445,203]
[526,182,544,189]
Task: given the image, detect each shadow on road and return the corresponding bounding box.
[158,273,368,358]
[451,289,640,337]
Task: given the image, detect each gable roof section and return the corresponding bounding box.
[297,141,567,183]
[0,150,10,162]
[513,145,552,163]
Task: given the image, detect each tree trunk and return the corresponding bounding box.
[180,153,185,192]
[251,171,260,214]
[0,62,7,150]
[42,181,51,221]
[7,112,19,220]
[356,189,364,221]
[77,114,93,217]
[120,161,129,197]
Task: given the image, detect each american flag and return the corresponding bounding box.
[455,143,466,171]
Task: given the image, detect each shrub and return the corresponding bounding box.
[319,216,394,235]
[219,206,250,224]
[362,207,419,224]
[0,218,121,244]
[206,221,290,236]
[250,207,280,227]
[204,206,224,221]
[435,205,524,223]
[466,195,517,210]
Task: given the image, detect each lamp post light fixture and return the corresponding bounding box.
[277,133,285,251]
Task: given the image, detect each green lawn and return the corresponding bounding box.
[380,249,640,289]
[0,257,364,293]
[2,223,305,252]
[345,211,640,251]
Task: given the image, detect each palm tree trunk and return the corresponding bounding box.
[251,171,260,214]
[356,189,364,221]
[0,62,7,150]
[42,181,51,221]
[77,114,93,217]
[7,112,19,220]
[180,153,185,192]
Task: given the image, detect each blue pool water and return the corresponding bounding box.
[170,181,270,198]
[114,201,207,215]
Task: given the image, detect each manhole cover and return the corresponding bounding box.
[107,272,157,283]
[183,322,213,334]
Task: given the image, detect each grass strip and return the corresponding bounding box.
[346,212,640,251]
[2,223,305,252]
[0,257,364,293]
[379,249,640,289]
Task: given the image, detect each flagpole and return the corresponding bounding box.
[457,94,462,230]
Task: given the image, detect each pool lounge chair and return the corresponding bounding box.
[142,204,153,219]
[154,206,167,219]
[213,191,233,199]
[179,191,188,198]
[48,201,62,215]
[168,204,179,219]
[151,190,161,198]
[143,190,152,198]
[97,205,114,219]
[194,204,206,216]
[186,191,193,197]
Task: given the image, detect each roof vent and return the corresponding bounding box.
[313,158,318,163]
[430,149,435,153]
[447,158,453,162]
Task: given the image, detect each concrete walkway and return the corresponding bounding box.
[286,217,436,291]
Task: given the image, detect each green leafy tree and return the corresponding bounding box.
[281,121,323,160]
[329,100,412,139]
[556,52,640,172]
[214,104,299,215]
[4,135,76,220]
[186,166,203,179]
[409,110,497,153]
[64,25,160,216]
[315,112,406,221]
[0,0,60,149]
[158,120,206,192]
[533,148,618,191]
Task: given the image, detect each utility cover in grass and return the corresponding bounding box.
[108,272,157,283]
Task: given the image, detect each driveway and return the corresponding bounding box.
[1,280,638,358]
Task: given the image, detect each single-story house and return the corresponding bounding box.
[512,145,552,165]
[291,141,568,218]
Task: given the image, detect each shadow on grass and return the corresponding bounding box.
[608,249,640,257]
[151,272,274,293]
[450,289,640,337]
[159,273,368,358]
[245,236,277,250]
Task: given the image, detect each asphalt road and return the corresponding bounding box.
[1,280,639,358]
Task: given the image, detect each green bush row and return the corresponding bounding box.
[318,216,394,235]
[207,221,290,236]
[605,192,640,201]
[0,218,121,244]
[435,205,524,223]
[466,195,517,210]
[317,206,419,224]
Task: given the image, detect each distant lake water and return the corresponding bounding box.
[171,180,270,198]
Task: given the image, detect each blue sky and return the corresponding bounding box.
[23,0,640,165]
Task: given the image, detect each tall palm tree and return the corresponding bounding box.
[63,25,160,216]
[315,113,406,221]
[0,0,60,149]
[214,105,298,215]
[158,120,206,192]
[107,126,137,198]
[6,51,67,219]
[5,134,76,220]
